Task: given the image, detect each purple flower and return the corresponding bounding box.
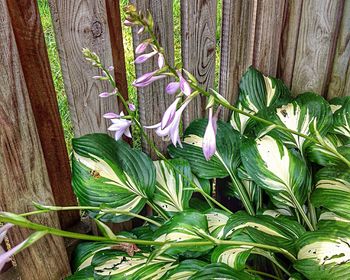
[0,224,13,270]
[134,70,157,84]
[103,112,120,119]
[108,66,114,71]
[158,53,165,68]
[107,111,132,140]
[178,71,192,96]
[202,107,221,160]
[135,41,149,55]
[161,98,180,129]
[124,20,133,26]
[133,74,166,87]
[165,82,180,95]
[128,103,136,111]
[134,50,157,64]
[99,91,114,98]
[137,26,145,34]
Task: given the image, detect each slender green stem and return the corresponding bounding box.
[0,214,296,261]
[290,193,314,231]
[245,269,282,280]
[20,206,162,227]
[307,196,318,230]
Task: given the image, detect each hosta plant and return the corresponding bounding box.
[1,5,349,280]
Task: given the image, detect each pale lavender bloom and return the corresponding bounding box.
[137,26,145,34]
[134,50,157,64]
[0,224,13,271]
[202,106,221,160]
[103,112,120,119]
[108,66,114,71]
[178,71,192,96]
[133,75,166,87]
[99,92,112,98]
[128,103,136,111]
[135,41,149,54]
[166,82,180,95]
[134,70,157,84]
[158,53,165,68]
[124,20,133,26]
[108,112,132,140]
[92,75,103,80]
[161,98,180,129]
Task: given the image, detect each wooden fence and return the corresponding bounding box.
[0,0,349,279]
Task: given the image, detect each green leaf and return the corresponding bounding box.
[66,267,94,280]
[72,134,155,223]
[91,250,176,280]
[260,92,333,151]
[241,135,311,209]
[161,259,208,280]
[211,245,252,270]
[152,159,193,216]
[330,96,350,138]
[153,211,213,257]
[294,225,350,280]
[168,119,241,179]
[311,166,350,219]
[188,263,259,280]
[224,211,305,255]
[230,66,291,135]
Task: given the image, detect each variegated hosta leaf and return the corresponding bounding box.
[153,211,213,257]
[161,259,208,280]
[152,159,193,216]
[205,209,231,239]
[224,211,305,254]
[294,225,350,280]
[306,133,350,167]
[261,92,333,152]
[330,96,350,138]
[66,267,94,280]
[90,250,176,280]
[188,263,259,280]
[241,135,311,209]
[231,66,291,135]
[317,212,350,229]
[168,119,241,179]
[72,134,155,223]
[211,245,252,270]
[311,166,350,219]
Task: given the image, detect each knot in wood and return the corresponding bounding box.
[91,21,103,38]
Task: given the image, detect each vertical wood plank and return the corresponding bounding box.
[253,0,286,76]
[277,0,304,88]
[327,0,349,99]
[0,1,70,278]
[49,0,120,137]
[131,0,175,158]
[6,0,79,230]
[291,0,344,96]
[181,0,217,127]
[219,0,257,120]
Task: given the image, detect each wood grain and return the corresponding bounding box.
[327,0,350,99]
[253,0,286,76]
[131,0,175,158]
[219,0,257,120]
[277,0,304,87]
[49,0,120,137]
[6,0,79,230]
[0,1,70,278]
[181,0,217,127]
[291,0,343,96]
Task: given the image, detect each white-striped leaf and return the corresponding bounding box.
[224,211,305,255]
[168,119,241,179]
[153,211,213,257]
[152,159,193,216]
[294,225,350,280]
[211,245,252,270]
[311,166,350,219]
[330,96,350,138]
[230,66,291,135]
[91,250,176,280]
[72,134,155,223]
[161,259,208,280]
[205,209,231,239]
[241,135,311,209]
[261,92,333,152]
[317,212,350,229]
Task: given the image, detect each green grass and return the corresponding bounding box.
[38,0,222,153]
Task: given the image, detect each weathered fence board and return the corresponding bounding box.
[6,0,79,230]
[0,1,70,278]
[49,0,120,137]
[291,0,343,96]
[219,0,257,120]
[181,0,217,126]
[131,0,175,158]
[327,0,350,99]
